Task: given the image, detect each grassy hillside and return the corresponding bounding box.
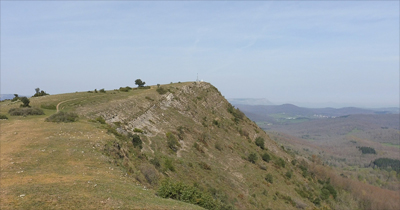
[1,82,397,209]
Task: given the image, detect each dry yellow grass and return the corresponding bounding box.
[0,112,203,209]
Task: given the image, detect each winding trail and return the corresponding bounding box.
[56,99,79,112]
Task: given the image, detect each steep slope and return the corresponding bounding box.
[1,82,374,209]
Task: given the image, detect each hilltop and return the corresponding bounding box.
[1,82,399,209]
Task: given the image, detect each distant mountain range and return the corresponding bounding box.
[232,102,399,117]
[227,98,274,106]
[0,94,16,101]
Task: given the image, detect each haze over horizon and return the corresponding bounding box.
[1,1,399,108]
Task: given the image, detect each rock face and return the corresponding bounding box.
[74,82,310,209]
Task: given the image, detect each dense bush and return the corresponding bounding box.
[8,107,44,116]
[99,88,106,93]
[40,103,57,110]
[20,97,30,107]
[0,114,8,119]
[130,134,143,149]
[255,137,265,149]
[285,171,293,179]
[373,158,400,173]
[357,146,376,154]
[119,86,132,92]
[262,153,271,162]
[322,183,337,199]
[45,111,78,122]
[248,153,258,163]
[157,179,221,210]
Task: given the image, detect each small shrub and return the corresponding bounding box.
[0,114,8,119]
[95,116,106,124]
[212,119,220,127]
[99,88,106,93]
[134,128,144,133]
[215,142,223,151]
[255,137,265,149]
[248,153,258,163]
[164,158,175,172]
[262,153,271,162]
[291,159,297,166]
[166,132,180,152]
[285,171,293,179]
[199,161,211,170]
[8,107,44,116]
[177,126,186,140]
[156,87,168,95]
[320,189,330,200]
[275,157,286,168]
[313,198,321,206]
[322,183,337,199]
[265,173,273,183]
[131,134,143,149]
[45,112,78,123]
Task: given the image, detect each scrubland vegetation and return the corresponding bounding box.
[8,107,45,116]
[45,111,79,123]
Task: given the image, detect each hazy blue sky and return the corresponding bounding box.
[1,1,399,108]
